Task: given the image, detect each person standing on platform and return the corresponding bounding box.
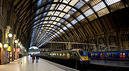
[32,54,35,63]
[36,55,39,63]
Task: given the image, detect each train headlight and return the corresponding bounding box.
[80,59,83,61]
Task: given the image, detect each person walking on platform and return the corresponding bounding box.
[31,54,35,63]
[36,56,39,63]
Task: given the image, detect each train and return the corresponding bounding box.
[88,51,129,61]
[39,49,129,65]
[40,49,89,64]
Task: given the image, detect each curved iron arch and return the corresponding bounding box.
[35,29,67,45]
[22,9,87,40]
[33,9,89,37]
[22,1,96,37]
[20,17,78,42]
[33,23,71,44]
[23,15,82,41]
[33,20,76,41]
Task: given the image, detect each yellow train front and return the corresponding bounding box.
[72,49,89,64]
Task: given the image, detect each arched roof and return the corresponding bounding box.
[8,0,128,48]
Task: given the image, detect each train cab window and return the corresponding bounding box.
[79,50,87,56]
[73,52,77,56]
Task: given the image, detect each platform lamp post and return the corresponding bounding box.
[0,43,2,65]
[14,40,18,59]
[4,43,8,64]
[8,33,12,62]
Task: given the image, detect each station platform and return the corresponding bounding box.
[0,56,78,71]
[90,59,129,68]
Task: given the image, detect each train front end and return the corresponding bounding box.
[78,50,90,64]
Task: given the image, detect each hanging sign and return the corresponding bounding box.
[7,46,11,51]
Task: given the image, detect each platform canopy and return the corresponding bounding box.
[8,0,128,48]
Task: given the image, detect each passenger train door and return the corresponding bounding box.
[120,52,125,60]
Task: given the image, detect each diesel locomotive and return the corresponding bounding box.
[40,49,89,64]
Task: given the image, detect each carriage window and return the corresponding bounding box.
[79,51,87,56]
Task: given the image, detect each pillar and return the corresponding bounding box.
[66,42,72,50]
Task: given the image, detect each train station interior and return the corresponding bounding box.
[0,0,129,71]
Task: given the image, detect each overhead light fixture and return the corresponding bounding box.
[8,33,12,37]
[18,42,21,46]
[15,40,18,43]
[4,44,8,48]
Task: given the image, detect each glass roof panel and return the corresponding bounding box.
[93,1,106,12]
[60,19,65,23]
[54,0,58,2]
[55,33,58,36]
[53,22,57,25]
[36,9,40,14]
[40,22,42,24]
[37,0,43,7]
[51,17,56,20]
[47,11,52,16]
[75,1,85,9]
[84,9,94,17]
[59,29,63,32]
[63,0,70,3]
[71,19,77,25]
[45,4,51,10]
[58,4,66,11]
[69,0,79,6]
[63,26,67,30]
[54,11,60,16]
[50,4,56,10]
[68,8,77,15]
[41,27,44,29]
[77,15,85,21]
[63,6,71,12]
[105,0,121,6]
[57,23,61,26]
[57,31,60,34]
[56,17,61,21]
[51,25,54,27]
[43,12,47,16]
[64,14,70,19]
[66,23,72,27]
[35,16,39,20]
[44,21,48,24]
[59,12,65,17]
[46,24,50,26]
[45,17,49,20]
[49,21,53,23]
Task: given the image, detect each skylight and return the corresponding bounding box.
[37,0,43,7]
[71,19,77,25]
[77,15,85,21]
[93,2,106,12]
[63,26,67,30]
[66,23,72,27]
[105,0,121,6]
[84,9,94,17]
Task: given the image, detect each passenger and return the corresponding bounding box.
[32,54,35,63]
[36,56,39,63]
